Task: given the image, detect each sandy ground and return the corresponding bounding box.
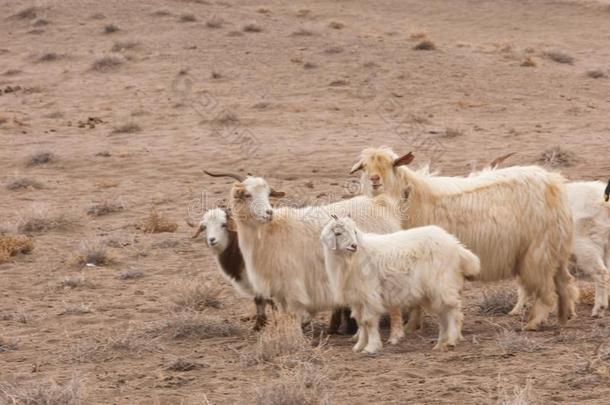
[1,0,610,403]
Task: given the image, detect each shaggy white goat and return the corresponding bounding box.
[321,217,480,353]
[510,181,610,317]
[204,171,403,336]
[350,147,577,331]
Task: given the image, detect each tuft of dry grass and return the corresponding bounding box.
[291,28,315,37]
[170,281,223,311]
[70,328,159,363]
[112,122,141,134]
[111,41,140,52]
[144,310,243,340]
[496,328,543,355]
[544,50,574,64]
[103,24,120,34]
[0,337,18,352]
[414,39,436,51]
[498,377,536,405]
[211,71,222,79]
[212,111,239,126]
[137,208,178,233]
[33,18,50,27]
[255,362,330,405]
[117,268,144,280]
[37,52,62,62]
[86,201,125,217]
[26,151,56,166]
[206,16,224,28]
[72,241,114,267]
[16,207,75,233]
[58,273,92,289]
[477,288,518,316]
[442,127,464,138]
[91,55,125,71]
[165,357,208,372]
[328,21,344,29]
[179,13,197,22]
[6,177,43,191]
[60,303,92,316]
[0,235,33,264]
[538,146,578,167]
[410,31,428,40]
[586,69,607,79]
[324,46,343,54]
[152,9,172,17]
[0,375,85,405]
[243,22,263,33]
[303,62,318,70]
[520,57,537,67]
[12,6,38,20]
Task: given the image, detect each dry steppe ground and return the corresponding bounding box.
[1,0,610,403]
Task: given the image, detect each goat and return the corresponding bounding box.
[350,147,577,331]
[321,216,480,353]
[204,171,402,337]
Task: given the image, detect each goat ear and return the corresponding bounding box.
[321,231,337,251]
[270,189,285,198]
[350,160,364,175]
[233,186,246,199]
[393,152,414,167]
[227,216,238,232]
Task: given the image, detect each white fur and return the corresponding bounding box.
[321,218,480,353]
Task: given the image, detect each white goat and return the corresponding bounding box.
[204,171,403,338]
[321,217,480,353]
[350,147,577,331]
[511,181,610,317]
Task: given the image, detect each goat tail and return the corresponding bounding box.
[458,246,481,281]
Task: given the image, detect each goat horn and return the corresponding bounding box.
[192,226,204,239]
[204,170,246,182]
[487,152,516,169]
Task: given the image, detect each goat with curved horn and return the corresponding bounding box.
[204,170,246,182]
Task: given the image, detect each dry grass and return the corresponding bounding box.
[538,146,578,167]
[112,122,141,134]
[498,377,536,405]
[0,234,33,264]
[243,22,263,33]
[60,303,92,316]
[0,375,85,405]
[179,13,197,22]
[410,31,428,40]
[255,362,330,405]
[212,111,239,126]
[37,52,62,62]
[328,21,344,29]
[442,127,464,138]
[165,357,209,371]
[6,177,43,191]
[496,328,543,355]
[291,28,315,37]
[58,273,92,289]
[414,39,436,51]
[91,55,125,71]
[111,41,140,52]
[86,201,125,217]
[12,6,39,20]
[303,62,318,70]
[206,17,224,28]
[544,50,574,64]
[0,337,18,352]
[137,208,179,233]
[152,9,172,17]
[586,69,607,79]
[17,207,75,233]
[324,46,343,54]
[26,151,56,166]
[520,57,537,67]
[170,281,223,311]
[144,310,243,340]
[72,241,115,267]
[477,288,517,316]
[33,18,50,27]
[117,268,144,280]
[211,71,222,79]
[103,24,120,34]
[70,328,159,363]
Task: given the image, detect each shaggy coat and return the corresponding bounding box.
[351,147,577,330]
[229,176,402,326]
[321,218,480,353]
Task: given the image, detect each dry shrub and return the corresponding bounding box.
[37,52,62,62]
[70,328,159,362]
[498,377,536,405]
[329,79,348,87]
[144,310,243,340]
[117,268,144,280]
[303,62,318,69]
[91,55,125,71]
[103,24,120,34]
[243,22,263,33]
[443,127,464,138]
[520,57,537,67]
[0,235,33,264]
[12,6,38,20]
[6,177,43,191]
[111,41,139,52]
[165,357,208,372]
[17,207,75,233]
[60,303,92,316]
[255,362,330,405]
[86,201,124,217]
[477,288,517,315]
[538,146,578,167]
[179,13,197,22]
[170,281,223,311]
[0,375,85,405]
[33,18,50,27]
[72,241,114,267]
[244,313,326,366]
[213,111,238,126]
[59,273,92,289]
[324,46,343,54]
[0,337,18,352]
[414,39,436,51]
[152,9,172,17]
[496,328,543,355]
[291,28,315,37]
[138,208,178,233]
[112,122,141,134]
[26,151,56,166]
[544,50,574,64]
[586,69,607,79]
[3,69,22,76]
[206,17,224,28]
[328,21,343,29]
[211,71,222,79]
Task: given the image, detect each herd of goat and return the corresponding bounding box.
[188,147,610,354]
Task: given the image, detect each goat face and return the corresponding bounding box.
[350,147,414,198]
[231,177,284,224]
[199,208,232,253]
[321,217,359,254]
